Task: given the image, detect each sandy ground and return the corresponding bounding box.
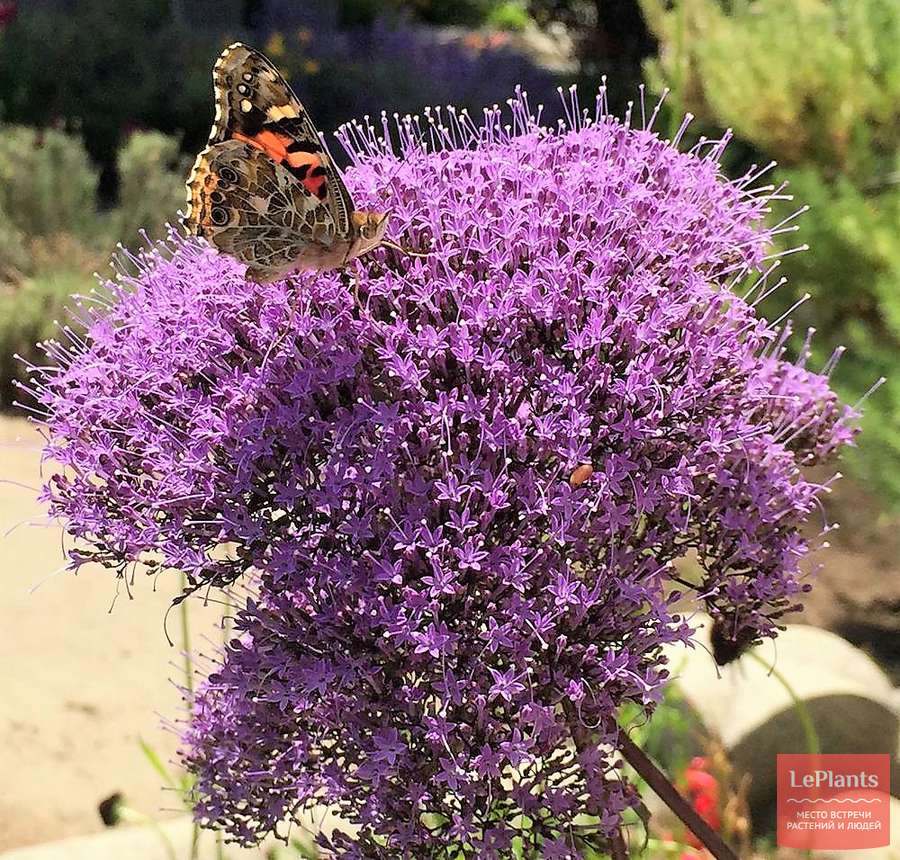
[1,417,223,851]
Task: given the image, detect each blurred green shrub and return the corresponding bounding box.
[0,259,93,410]
[486,1,532,31]
[114,131,189,244]
[642,0,900,173]
[0,209,28,283]
[642,0,900,507]
[776,164,900,499]
[0,125,99,238]
[0,0,214,193]
[0,125,193,410]
[0,126,100,405]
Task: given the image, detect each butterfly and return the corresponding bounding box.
[183,43,390,283]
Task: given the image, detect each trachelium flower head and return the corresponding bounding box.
[27,88,857,857]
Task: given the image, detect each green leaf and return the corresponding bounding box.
[138,736,178,789]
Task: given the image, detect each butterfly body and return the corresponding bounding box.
[184,43,388,282]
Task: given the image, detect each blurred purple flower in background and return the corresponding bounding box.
[245,0,563,140]
[27,89,857,857]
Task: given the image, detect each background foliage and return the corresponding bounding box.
[641,0,900,505]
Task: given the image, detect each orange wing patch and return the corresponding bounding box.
[232,130,328,200]
[286,151,328,199]
[233,129,291,160]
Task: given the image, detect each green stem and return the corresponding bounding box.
[213,594,233,860]
[222,590,232,647]
[747,650,821,755]
[177,573,200,860]
[179,572,194,701]
[748,649,820,860]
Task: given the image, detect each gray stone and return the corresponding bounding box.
[664,619,899,833]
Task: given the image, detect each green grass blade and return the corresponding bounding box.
[138,736,178,789]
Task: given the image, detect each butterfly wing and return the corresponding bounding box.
[204,42,354,237]
[186,139,337,283]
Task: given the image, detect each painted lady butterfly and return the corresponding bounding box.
[183,43,389,283]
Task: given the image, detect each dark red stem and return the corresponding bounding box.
[609,829,629,860]
[615,728,739,860]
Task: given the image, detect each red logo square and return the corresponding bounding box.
[777,754,891,850]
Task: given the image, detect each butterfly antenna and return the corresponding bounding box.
[382,153,408,187]
[382,239,429,260]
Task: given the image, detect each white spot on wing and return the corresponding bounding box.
[267,104,299,121]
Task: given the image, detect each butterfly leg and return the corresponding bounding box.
[287,286,303,327]
[245,266,268,284]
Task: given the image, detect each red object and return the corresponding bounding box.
[683,757,722,848]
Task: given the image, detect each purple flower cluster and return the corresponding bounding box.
[30,91,856,857]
